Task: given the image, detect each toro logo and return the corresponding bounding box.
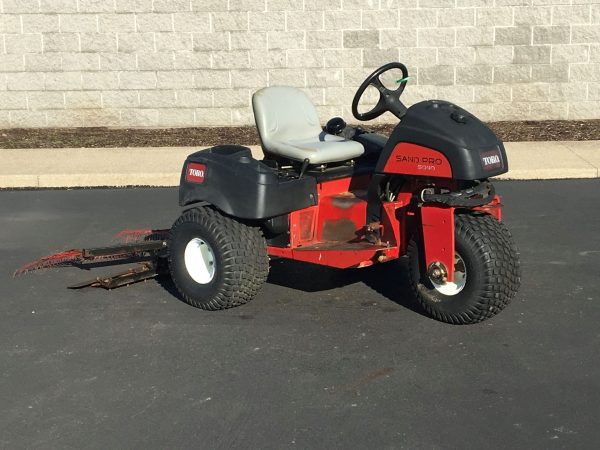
[185,163,206,183]
[480,149,503,171]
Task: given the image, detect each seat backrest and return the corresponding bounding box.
[252,86,322,151]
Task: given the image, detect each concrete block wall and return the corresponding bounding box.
[0,0,599,128]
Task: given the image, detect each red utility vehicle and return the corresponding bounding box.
[170,62,521,324]
[17,63,520,325]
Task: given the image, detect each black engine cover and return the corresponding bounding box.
[179,145,317,220]
[376,100,509,180]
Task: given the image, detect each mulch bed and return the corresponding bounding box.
[1,120,599,149]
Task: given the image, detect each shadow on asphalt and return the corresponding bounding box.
[155,272,184,302]
[154,257,426,316]
[267,257,425,315]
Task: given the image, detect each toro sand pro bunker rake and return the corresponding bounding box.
[16,63,521,325]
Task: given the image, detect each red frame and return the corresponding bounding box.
[266,173,502,275]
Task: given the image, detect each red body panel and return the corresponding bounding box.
[267,176,407,269]
[383,143,452,178]
[288,206,318,247]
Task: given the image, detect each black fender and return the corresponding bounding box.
[376,100,509,180]
[179,145,317,220]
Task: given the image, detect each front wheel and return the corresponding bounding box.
[408,212,521,325]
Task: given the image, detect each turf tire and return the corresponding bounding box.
[408,212,521,325]
[168,207,269,310]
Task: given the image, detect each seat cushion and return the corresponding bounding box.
[253,86,364,164]
[269,133,365,165]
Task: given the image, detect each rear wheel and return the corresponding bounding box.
[408,212,520,325]
[168,207,269,310]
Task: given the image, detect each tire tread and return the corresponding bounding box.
[168,207,269,311]
[408,212,521,325]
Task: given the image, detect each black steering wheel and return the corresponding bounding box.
[351,62,410,122]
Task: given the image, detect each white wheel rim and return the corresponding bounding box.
[184,237,216,284]
[429,253,467,296]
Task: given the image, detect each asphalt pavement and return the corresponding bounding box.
[1,180,599,449]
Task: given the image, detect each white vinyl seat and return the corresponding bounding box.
[252,86,364,165]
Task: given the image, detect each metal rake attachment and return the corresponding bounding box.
[67,260,168,290]
[14,235,169,290]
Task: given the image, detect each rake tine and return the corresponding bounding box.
[113,228,170,244]
[13,249,84,277]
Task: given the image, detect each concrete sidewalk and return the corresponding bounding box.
[1,141,599,188]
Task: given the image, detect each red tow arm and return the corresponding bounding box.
[421,206,456,283]
[420,195,503,283]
